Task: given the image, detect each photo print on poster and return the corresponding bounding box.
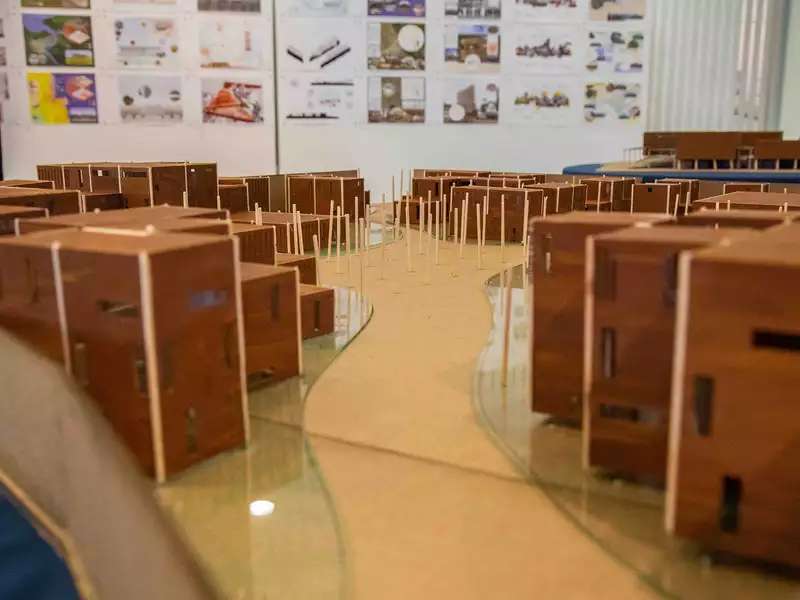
[282,20,356,72]
[444,24,500,73]
[510,77,578,125]
[112,0,176,7]
[23,14,94,67]
[512,25,577,73]
[586,30,643,74]
[444,0,500,19]
[584,81,641,123]
[115,17,179,68]
[368,0,425,17]
[367,23,425,71]
[198,0,260,13]
[443,78,499,124]
[21,0,91,7]
[283,76,355,123]
[368,76,424,123]
[590,0,645,21]
[119,74,183,122]
[283,0,349,18]
[514,0,578,21]
[28,72,97,124]
[202,79,264,124]
[199,18,265,69]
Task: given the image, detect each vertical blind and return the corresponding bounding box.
[647,0,788,131]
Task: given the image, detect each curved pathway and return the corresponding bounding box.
[305,233,655,599]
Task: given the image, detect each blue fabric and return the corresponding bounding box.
[0,491,80,600]
[562,163,800,183]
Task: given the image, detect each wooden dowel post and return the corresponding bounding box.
[285,222,292,253]
[405,201,412,272]
[336,206,342,273]
[418,195,425,255]
[475,203,482,270]
[434,200,440,266]
[500,194,505,263]
[327,200,334,261]
[345,213,351,277]
[312,234,320,284]
[355,196,360,254]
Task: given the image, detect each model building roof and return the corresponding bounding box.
[697,191,800,208]
[239,261,295,282]
[0,205,47,217]
[594,225,753,245]
[230,222,277,234]
[682,208,796,223]
[693,233,800,267]
[455,185,544,194]
[532,211,672,225]
[0,187,75,199]
[0,228,229,255]
[231,211,329,224]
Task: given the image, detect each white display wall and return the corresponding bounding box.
[0,0,648,200]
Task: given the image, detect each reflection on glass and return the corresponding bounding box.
[158,286,372,600]
[475,265,799,598]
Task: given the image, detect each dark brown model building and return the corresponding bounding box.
[276,254,317,285]
[580,177,635,211]
[0,206,47,235]
[722,182,770,194]
[666,231,800,568]
[451,186,545,242]
[239,262,302,386]
[299,284,335,339]
[219,175,271,211]
[287,175,366,218]
[528,212,673,422]
[231,211,333,253]
[584,226,751,483]
[523,183,587,213]
[0,186,81,215]
[630,182,683,214]
[0,179,55,190]
[0,229,248,483]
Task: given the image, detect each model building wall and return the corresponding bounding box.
[666,235,800,567]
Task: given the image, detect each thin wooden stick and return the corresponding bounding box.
[482,197,487,249]
[297,211,305,254]
[405,200,412,272]
[454,206,459,255]
[500,194,505,263]
[460,194,468,257]
[418,195,425,255]
[475,203,482,269]
[336,206,342,273]
[327,200,334,261]
[312,234,320,284]
[355,196,360,254]
[345,213,351,277]
[434,200,440,265]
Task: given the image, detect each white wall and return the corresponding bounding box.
[780,0,800,138]
[1,0,648,201]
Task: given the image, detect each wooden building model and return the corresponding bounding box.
[584,226,751,483]
[666,231,800,567]
[528,212,673,422]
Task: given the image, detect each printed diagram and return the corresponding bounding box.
[586,31,644,74]
[510,78,578,125]
[584,82,641,123]
[283,77,356,123]
[367,23,425,71]
[202,80,264,124]
[443,78,499,124]
[119,74,183,122]
[368,76,425,123]
[512,26,577,73]
[114,17,179,68]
